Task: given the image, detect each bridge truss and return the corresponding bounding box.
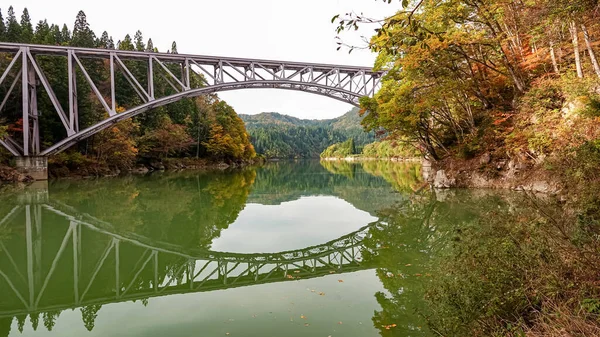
[0,202,380,319]
[0,42,383,156]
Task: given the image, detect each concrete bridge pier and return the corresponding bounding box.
[16,156,48,181]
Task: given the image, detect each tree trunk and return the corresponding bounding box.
[569,21,584,78]
[549,41,560,74]
[581,23,600,78]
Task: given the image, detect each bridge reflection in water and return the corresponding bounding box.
[0,200,379,333]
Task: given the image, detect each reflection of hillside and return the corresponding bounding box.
[47,169,256,250]
[247,160,413,215]
[322,160,424,193]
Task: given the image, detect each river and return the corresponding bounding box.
[0,160,537,337]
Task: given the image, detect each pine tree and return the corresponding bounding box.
[71,10,95,47]
[0,9,6,40]
[118,34,134,50]
[60,24,71,44]
[20,8,34,43]
[134,30,144,51]
[171,41,178,54]
[33,20,51,44]
[5,6,21,42]
[98,31,110,48]
[50,24,61,44]
[146,38,154,52]
[107,36,114,49]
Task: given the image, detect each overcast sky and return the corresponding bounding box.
[8,0,395,119]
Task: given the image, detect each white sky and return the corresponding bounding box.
[8,0,395,119]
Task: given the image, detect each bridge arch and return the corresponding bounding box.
[0,42,383,157]
[41,81,362,155]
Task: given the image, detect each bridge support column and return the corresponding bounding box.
[16,156,48,181]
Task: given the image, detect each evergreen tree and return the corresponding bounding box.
[107,36,114,49]
[33,20,51,44]
[118,34,134,50]
[146,38,154,52]
[5,6,20,42]
[171,41,177,54]
[71,10,95,47]
[134,30,144,51]
[50,24,61,44]
[60,24,70,44]
[19,8,33,43]
[98,30,110,48]
[0,9,6,40]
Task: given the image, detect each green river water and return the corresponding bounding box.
[0,160,532,337]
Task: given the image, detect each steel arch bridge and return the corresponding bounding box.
[0,200,382,320]
[0,42,383,157]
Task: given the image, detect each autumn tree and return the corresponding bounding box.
[139,117,193,158]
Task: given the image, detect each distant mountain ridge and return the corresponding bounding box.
[240,108,365,130]
[240,108,374,158]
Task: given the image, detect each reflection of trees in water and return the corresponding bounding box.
[364,190,528,337]
[321,160,423,193]
[0,161,434,335]
[49,169,256,250]
[81,305,102,331]
[250,160,414,216]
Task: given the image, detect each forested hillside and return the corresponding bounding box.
[0,7,255,175]
[240,108,374,158]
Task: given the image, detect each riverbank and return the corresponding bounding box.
[0,157,265,183]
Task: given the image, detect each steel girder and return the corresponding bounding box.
[0,42,383,156]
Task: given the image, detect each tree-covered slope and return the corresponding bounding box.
[240,108,374,158]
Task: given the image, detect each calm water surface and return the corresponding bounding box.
[0,160,525,336]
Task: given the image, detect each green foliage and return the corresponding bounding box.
[422,190,600,336]
[241,108,375,158]
[320,138,356,158]
[361,139,419,158]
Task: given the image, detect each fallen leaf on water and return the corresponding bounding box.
[304,323,310,327]
[405,264,412,266]
[225,333,230,336]
[338,279,344,283]
[338,321,343,325]
[319,292,325,296]
[414,273,422,277]
[286,274,294,279]
[329,271,336,274]
[294,270,300,273]
[300,315,306,319]
[311,289,315,292]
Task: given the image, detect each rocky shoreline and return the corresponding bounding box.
[423,154,561,194]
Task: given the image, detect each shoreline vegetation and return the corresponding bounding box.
[330,0,600,335]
